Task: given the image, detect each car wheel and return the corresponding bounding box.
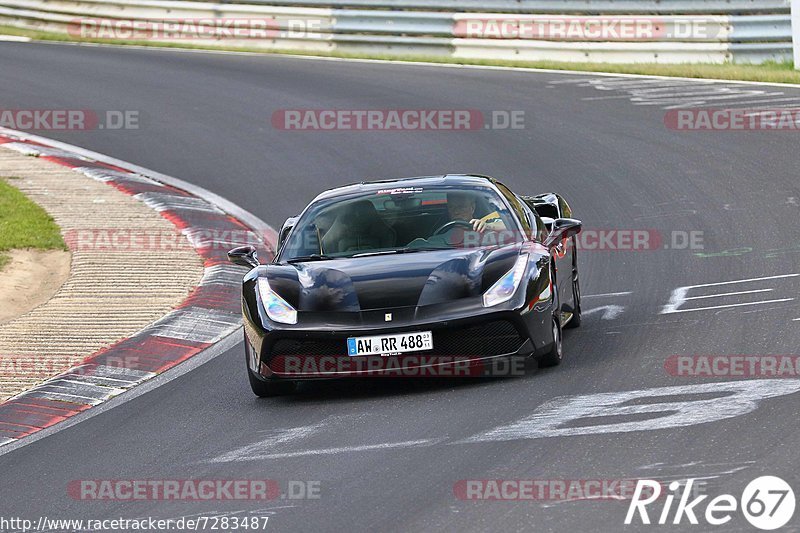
[539,315,563,367]
[247,369,297,397]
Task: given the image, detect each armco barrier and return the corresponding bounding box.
[217,0,793,14]
[0,0,793,64]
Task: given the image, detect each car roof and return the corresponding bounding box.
[312,174,499,202]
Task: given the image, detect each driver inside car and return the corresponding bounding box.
[445,192,507,233]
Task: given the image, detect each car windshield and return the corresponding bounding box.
[278,184,522,261]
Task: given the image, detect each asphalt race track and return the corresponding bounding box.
[2,42,800,532]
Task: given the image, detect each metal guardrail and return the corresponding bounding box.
[729,15,792,42]
[0,0,793,64]
[222,0,792,15]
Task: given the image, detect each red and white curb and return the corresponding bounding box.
[0,129,275,448]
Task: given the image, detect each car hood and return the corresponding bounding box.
[265,245,522,311]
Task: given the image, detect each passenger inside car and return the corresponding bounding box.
[320,200,396,253]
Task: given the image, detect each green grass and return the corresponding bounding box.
[0,178,66,264]
[1,24,799,84]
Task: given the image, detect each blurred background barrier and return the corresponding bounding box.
[793,0,800,67]
[0,0,793,64]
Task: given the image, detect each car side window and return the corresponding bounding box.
[494,181,533,239]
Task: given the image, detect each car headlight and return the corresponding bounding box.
[482,253,529,308]
[257,278,297,324]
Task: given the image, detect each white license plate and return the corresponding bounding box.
[347,331,433,356]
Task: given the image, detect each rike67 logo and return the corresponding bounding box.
[625,476,795,530]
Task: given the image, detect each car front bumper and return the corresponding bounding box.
[246,309,546,380]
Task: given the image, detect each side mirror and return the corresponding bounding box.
[228,245,259,268]
[543,218,582,248]
[277,216,298,252]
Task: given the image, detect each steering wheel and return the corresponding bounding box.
[432,220,473,236]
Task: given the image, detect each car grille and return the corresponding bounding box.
[268,320,525,358]
[433,320,524,356]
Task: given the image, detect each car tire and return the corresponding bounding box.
[539,315,563,367]
[248,369,297,397]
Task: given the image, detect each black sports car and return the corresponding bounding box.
[228,175,582,396]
